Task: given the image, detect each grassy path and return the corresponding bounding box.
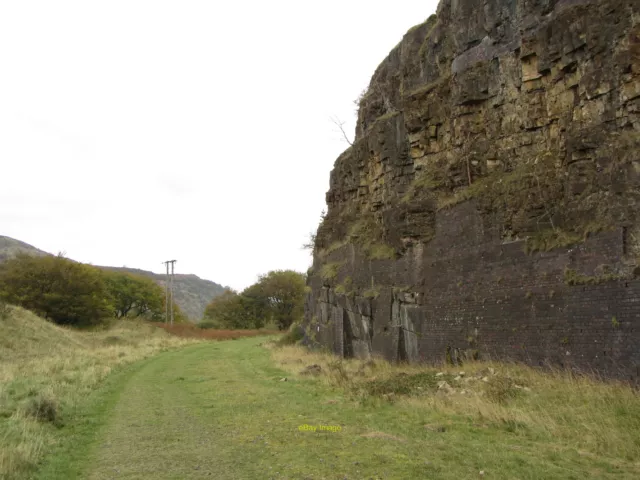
[34,337,639,480]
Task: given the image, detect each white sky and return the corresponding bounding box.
[0,0,439,291]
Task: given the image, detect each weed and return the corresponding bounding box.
[525,229,583,254]
[363,286,381,299]
[276,323,304,346]
[564,268,623,286]
[320,262,343,281]
[612,316,620,328]
[359,372,445,398]
[367,243,396,260]
[23,395,59,425]
[483,377,521,405]
[326,359,351,387]
[335,276,353,295]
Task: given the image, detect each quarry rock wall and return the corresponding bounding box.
[305,0,640,380]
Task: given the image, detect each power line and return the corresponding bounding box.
[162,259,177,325]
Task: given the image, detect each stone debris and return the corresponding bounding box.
[437,381,453,393]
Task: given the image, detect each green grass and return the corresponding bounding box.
[24,338,640,479]
[0,306,197,479]
[274,346,640,479]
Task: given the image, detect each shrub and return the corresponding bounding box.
[276,322,304,346]
[320,262,342,281]
[198,320,219,329]
[0,254,113,326]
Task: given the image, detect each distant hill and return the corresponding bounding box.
[0,235,226,321]
[0,236,49,262]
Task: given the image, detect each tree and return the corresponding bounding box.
[202,271,307,330]
[330,116,354,146]
[255,270,306,330]
[203,289,251,329]
[0,253,113,326]
[103,271,164,319]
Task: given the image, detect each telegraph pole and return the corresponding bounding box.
[162,260,177,325]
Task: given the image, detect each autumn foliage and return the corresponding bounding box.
[151,322,278,340]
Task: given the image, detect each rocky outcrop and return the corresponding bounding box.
[305,0,640,380]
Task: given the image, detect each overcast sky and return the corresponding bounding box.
[0,0,439,291]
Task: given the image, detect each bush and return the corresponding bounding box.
[276,322,304,346]
[198,320,219,329]
[203,270,307,331]
[0,254,113,326]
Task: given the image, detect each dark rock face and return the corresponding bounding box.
[306,0,640,380]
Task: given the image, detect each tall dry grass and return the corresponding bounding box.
[271,344,640,466]
[0,307,198,479]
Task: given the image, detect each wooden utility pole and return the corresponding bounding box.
[162,259,177,325]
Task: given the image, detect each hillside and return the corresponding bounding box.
[0,235,226,321]
[0,236,49,263]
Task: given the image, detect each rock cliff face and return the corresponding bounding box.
[305,0,640,379]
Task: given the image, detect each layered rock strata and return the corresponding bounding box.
[305,0,640,379]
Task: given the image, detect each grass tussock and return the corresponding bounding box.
[320,262,343,281]
[275,322,304,347]
[271,345,640,467]
[0,306,198,479]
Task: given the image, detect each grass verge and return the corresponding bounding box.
[0,307,194,479]
[271,345,640,478]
